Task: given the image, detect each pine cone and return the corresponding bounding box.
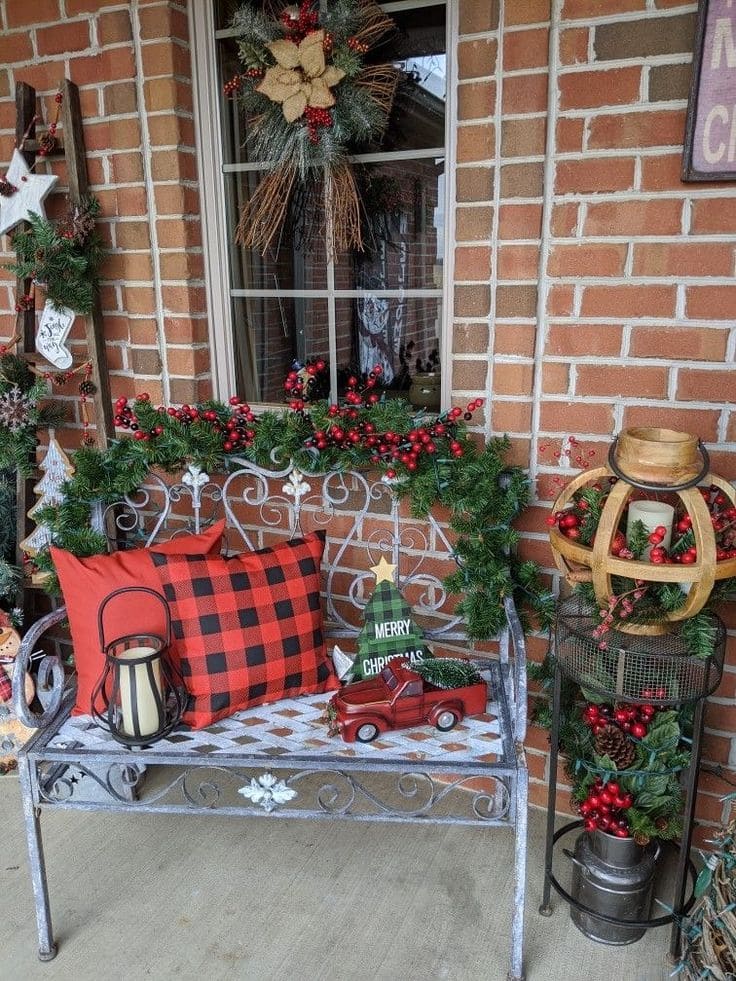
[78,380,96,396]
[633,831,650,847]
[594,724,637,769]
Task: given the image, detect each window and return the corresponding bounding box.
[192,1,451,405]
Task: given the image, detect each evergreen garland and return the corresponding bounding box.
[33,394,554,640]
[413,658,482,690]
[5,197,103,314]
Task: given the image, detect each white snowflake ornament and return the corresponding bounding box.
[0,150,58,237]
[238,772,297,812]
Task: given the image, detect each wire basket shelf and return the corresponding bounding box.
[555,595,725,706]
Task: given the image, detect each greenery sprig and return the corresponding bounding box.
[5,197,103,314]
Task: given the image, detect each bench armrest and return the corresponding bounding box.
[13,606,70,730]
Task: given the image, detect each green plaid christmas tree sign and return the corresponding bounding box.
[352,557,433,680]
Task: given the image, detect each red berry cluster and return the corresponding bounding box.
[304,393,482,479]
[281,1,319,42]
[14,292,33,313]
[578,777,634,837]
[304,105,333,143]
[582,699,659,739]
[114,393,259,453]
[223,68,264,97]
[323,31,334,54]
[347,36,369,54]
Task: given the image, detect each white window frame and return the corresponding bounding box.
[189,0,458,408]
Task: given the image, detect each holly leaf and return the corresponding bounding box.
[641,720,680,752]
[593,753,618,773]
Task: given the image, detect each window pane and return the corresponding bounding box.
[226,157,444,292]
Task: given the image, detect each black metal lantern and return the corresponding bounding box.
[91,587,186,748]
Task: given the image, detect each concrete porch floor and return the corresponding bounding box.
[0,776,677,981]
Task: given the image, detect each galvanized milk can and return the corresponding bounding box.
[568,829,660,944]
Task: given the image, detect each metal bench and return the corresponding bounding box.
[13,459,529,980]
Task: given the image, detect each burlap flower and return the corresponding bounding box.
[257,29,345,123]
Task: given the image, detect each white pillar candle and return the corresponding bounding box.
[116,647,163,738]
[626,500,675,560]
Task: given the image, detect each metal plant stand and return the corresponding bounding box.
[539,595,725,959]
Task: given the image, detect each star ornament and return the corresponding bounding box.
[0,150,58,237]
[370,556,397,585]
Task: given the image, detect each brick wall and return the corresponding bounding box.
[1,0,736,841]
[0,0,209,446]
[454,0,736,846]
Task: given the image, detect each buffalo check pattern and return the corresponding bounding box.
[152,532,338,728]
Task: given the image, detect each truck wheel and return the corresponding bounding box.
[355,722,380,743]
[436,710,458,732]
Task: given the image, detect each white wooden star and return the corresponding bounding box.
[370,556,396,584]
[0,149,58,236]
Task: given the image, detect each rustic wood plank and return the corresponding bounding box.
[60,78,114,447]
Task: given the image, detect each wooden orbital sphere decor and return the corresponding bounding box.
[549,428,736,636]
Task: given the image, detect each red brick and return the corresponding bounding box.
[563,0,645,13]
[559,27,589,65]
[491,400,533,433]
[494,363,534,396]
[584,199,683,237]
[156,220,202,249]
[555,117,584,153]
[162,285,207,315]
[455,205,493,240]
[458,39,496,80]
[97,9,133,45]
[148,115,196,149]
[539,400,615,434]
[504,27,549,70]
[576,364,668,398]
[0,32,33,63]
[551,203,579,237]
[494,324,537,357]
[506,0,550,24]
[6,0,59,26]
[71,47,136,84]
[549,243,627,278]
[691,198,736,234]
[555,157,635,195]
[547,285,575,316]
[10,62,64,93]
[686,286,736,321]
[66,0,124,12]
[458,81,494,120]
[588,109,686,149]
[633,243,734,278]
[498,204,543,240]
[581,284,676,318]
[138,5,189,41]
[497,244,539,280]
[677,368,736,403]
[501,72,548,114]
[454,246,492,281]
[559,66,641,110]
[629,326,728,361]
[542,363,570,394]
[37,21,92,56]
[457,125,494,163]
[622,405,721,441]
[547,323,623,357]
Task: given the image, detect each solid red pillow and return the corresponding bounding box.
[52,520,225,716]
[151,532,338,728]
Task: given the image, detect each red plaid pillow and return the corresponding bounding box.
[151,532,338,728]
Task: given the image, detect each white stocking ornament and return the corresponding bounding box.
[36,301,75,369]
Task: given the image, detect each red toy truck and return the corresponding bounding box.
[329,658,488,743]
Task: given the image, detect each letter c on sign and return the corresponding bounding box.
[703,105,729,164]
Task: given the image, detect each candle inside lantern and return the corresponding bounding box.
[626,500,675,561]
[116,647,163,738]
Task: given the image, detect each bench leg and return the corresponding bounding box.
[508,766,527,981]
[19,757,57,961]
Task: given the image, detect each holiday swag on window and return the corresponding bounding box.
[226,0,400,253]
[351,556,432,680]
